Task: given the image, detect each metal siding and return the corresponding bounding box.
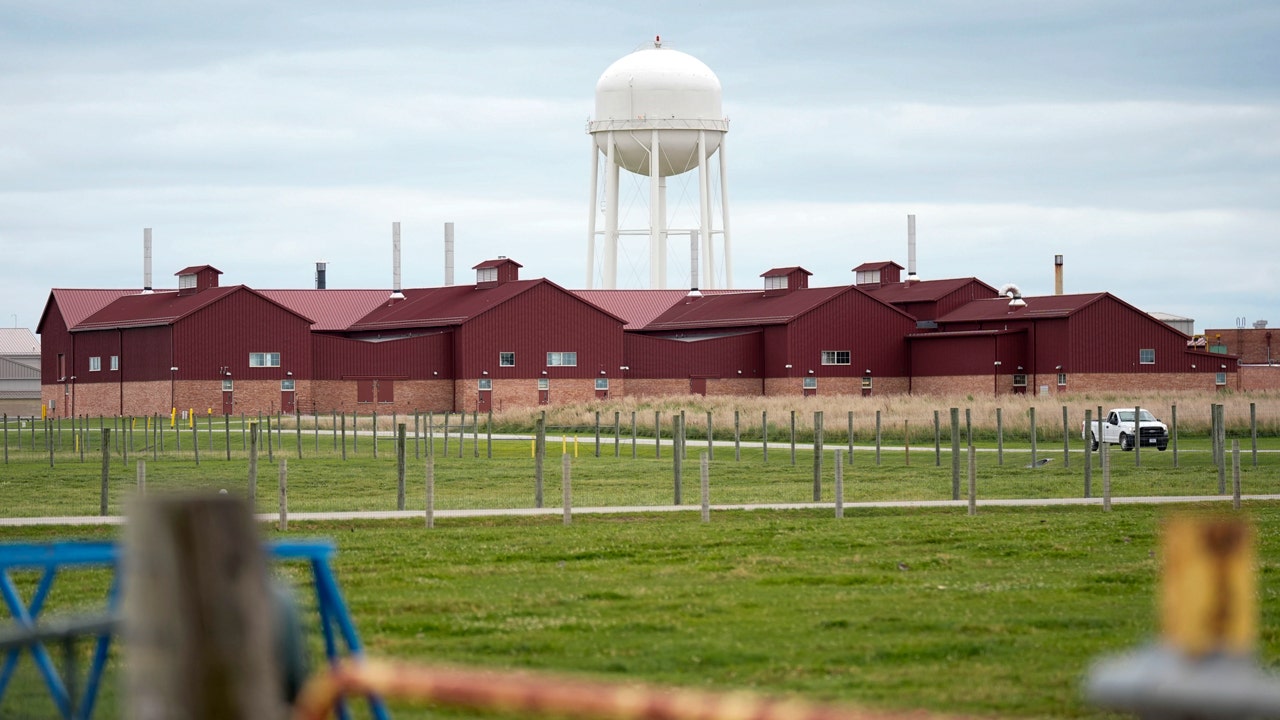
[910,335,998,375]
[39,304,71,381]
[1070,297,1197,373]
[458,283,623,379]
[313,332,452,379]
[624,332,763,378]
[173,290,313,382]
[786,292,915,377]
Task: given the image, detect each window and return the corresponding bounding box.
[478,378,492,390]
[802,377,817,390]
[764,275,787,290]
[178,274,197,290]
[499,352,515,367]
[595,378,609,391]
[537,378,549,390]
[546,352,577,367]
[1057,372,1067,386]
[861,376,873,390]
[1139,348,1155,365]
[281,379,295,391]
[1216,372,1227,386]
[856,270,881,285]
[249,352,281,368]
[222,379,234,392]
[1012,374,1028,387]
[477,266,497,283]
[821,350,851,365]
[88,356,101,372]
[109,355,119,371]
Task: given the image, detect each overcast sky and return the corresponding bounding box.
[2,1,1277,335]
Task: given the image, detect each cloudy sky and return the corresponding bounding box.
[2,1,1277,334]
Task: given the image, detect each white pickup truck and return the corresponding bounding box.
[1081,408,1169,452]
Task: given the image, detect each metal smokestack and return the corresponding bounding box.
[315,261,327,290]
[444,222,455,286]
[390,221,405,300]
[142,228,154,294]
[1054,254,1064,295]
[687,230,702,297]
[906,214,918,283]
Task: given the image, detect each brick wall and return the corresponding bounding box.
[310,379,455,414]
[1238,365,1280,391]
[622,379,694,398]
[1203,328,1276,364]
[706,378,764,396]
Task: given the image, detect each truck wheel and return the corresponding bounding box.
[1119,433,1133,451]
[1090,434,1099,452]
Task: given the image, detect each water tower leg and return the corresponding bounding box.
[604,133,619,289]
[718,135,733,289]
[650,129,662,289]
[586,139,600,288]
[658,177,668,289]
[697,131,712,288]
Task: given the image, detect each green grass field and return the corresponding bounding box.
[2,419,1279,719]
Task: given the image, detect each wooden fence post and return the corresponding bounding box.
[673,414,683,505]
[100,429,111,516]
[562,453,572,526]
[123,495,282,719]
[812,411,823,501]
[1029,406,1037,467]
[950,408,960,500]
[700,452,710,523]
[1083,409,1093,498]
[535,417,545,508]
[967,444,976,517]
[1062,405,1070,468]
[397,423,407,511]
[137,458,146,496]
[278,457,288,532]
[248,422,259,505]
[996,407,1004,466]
[425,454,435,529]
[834,449,844,519]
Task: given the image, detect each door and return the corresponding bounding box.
[689,377,707,396]
[538,379,549,405]
[478,389,492,412]
[222,391,234,415]
[281,390,295,414]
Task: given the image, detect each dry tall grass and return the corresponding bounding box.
[495,391,1280,441]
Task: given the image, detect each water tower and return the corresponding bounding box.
[586,37,732,289]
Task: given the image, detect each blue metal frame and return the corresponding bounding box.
[0,540,388,720]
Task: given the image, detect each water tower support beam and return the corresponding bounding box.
[650,130,662,289]
[659,177,668,289]
[586,138,600,288]
[603,133,620,289]
[719,135,733,289]
[697,130,713,289]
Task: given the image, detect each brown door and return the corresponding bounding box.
[803,386,817,398]
[478,389,492,412]
[281,390,295,414]
[539,389,549,405]
[690,377,707,396]
[223,391,234,415]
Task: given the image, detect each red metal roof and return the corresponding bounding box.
[760,266,810,278]
[258,289,390,331]
[862,277,997,303]
[936,293,1107,323]
[73,286,313,331]
[572,289,745,330]
[643,286,858,330]
[348,280,547,331]
[472,258,523,269]
[39,289,140,333]
[853,261,903,272]
[174,265,222,276]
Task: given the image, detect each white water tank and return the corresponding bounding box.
[591,38,724,176]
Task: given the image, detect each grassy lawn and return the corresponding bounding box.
[3,503,1280,719]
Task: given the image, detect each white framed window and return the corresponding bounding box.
[499,352,515,367]
[537,378,549,390]
[764,275,787,290]
[861,376,873,390]
[1215,372,1227,386]
[1013,374,1028,387]
[546,352,577,367]
[88,356,101,372]
[249,352,281,368]
[595,378,609,391]
[477,266,497,283]
[856,270,881,285]
[222,379,234,392]
[802,377,817,390]
[478,378,492,390]
[109,355,119,371]
[178,274,197,290]
[281,379,295,391]
[821,350,851,365]
[1139,348,1155,364]
[1057,372,1067,386]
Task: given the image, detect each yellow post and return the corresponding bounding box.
[170,408,176,428]
[530,439,535,458]
[188,409,194,428]
[41,404,47,420]
[574,437,579,458]
[1161,515,1255,657]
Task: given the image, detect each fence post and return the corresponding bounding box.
[1029,406,1037,468]
[1217,404,1226,494]
[614,411,621,458]
[562,453,572,526]
[847,410,854,462]
[278,457,288,532]
[265,414,271,463]
[705,410,713,460]
[1171,403,1179,468]
[700,452,710,523]
[340,413,347,461]
[372,410,378,459]
[414,411,421,460]
[1250,402,1257,467]
[967,444,976,517]
[1062,405,1070,468]
[535,416,545,508]
[473,411,479,459]
[834,449,844,519]
[761,410,768,462]
[488,409,493,459]
[137,458,146,496]
[248,422,259,505]
[631,411,637,459]
[594,410,601,458]
[874,410,882,466]
[1083,409,1093,498]
[673,414,683,505]
[655,410,662,458]
[1102,439,1111,512]
[397,423,407,511]
[812,411,823,502]
[100,429,111,516]
[443,412,450,457]
[734,410,741,462]
[1133,404,1141,467]
[192,423,200,466]
[950,408,960,500]
[1233,439,1242,511]
[789,410,796,466]
[296,410,302,460]
[996,407,1004,466]
[933,410,941,467]
[122,495,281,718]
[425,454,435,529]
[904,420,910,466]
[225,414,231,461]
